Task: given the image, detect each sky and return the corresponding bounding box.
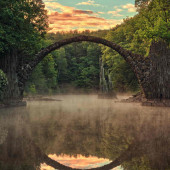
[43,0,137,33]
[41,154,123,169]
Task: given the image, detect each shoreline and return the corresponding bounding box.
[1,94,170,109]
[117,93,170,107]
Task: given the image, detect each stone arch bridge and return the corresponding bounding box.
[1,35,170,103]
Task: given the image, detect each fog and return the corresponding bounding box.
[0,94,169,170]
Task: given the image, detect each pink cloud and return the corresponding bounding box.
[73,10,94,15]
[41,154,111,169]
[44,1,123,33]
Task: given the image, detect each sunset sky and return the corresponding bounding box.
[43,0,137,33]
[41,154,123,169]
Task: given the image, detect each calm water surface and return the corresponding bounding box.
[0,95,169,170]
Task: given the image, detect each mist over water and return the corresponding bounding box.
[0,95,169,170]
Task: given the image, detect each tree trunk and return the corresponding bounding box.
[0,51,25,105]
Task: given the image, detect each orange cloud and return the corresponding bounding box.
[41,154,111,169]
[44,1,123,33]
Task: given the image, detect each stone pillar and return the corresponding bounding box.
[143,40,170,99]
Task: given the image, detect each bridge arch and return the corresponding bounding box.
[36,139,139,170]
[19,35,148,97]
[18,36,170,100]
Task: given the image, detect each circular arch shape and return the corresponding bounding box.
[43,154,121,170]
[32,35,145,71]
[19,35,148,98]
[39,140,139,170]
[30,136,139,170]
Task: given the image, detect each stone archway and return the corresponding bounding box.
[18,36,147,97]
[33,137,142,170]
[1,35,169,103]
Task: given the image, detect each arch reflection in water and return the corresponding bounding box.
[41,154,112,169]
[0,95,170,170]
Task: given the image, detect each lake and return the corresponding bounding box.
[0,95,169,170]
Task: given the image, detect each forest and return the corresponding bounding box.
[0,0,169,100]
[0,1,170,169]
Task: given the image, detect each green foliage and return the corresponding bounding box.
[101,17,142,92]
[0,0,48,58]
[1,0,168,95]
[52,48,68,83]
[136,0,170,42]
[0,70,8,100]
[25,63,47,95]
[101,0,169,92]
[28,84,37,95]
[25,54,58,95]
[0,0,48,97]
[42,54,58,89]
[63,42,100,89]
[26,36,101,94]
[123,156,151,170]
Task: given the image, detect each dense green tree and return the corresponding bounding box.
[41,33,102,91]
[0,0,48,102]
[74,43,100,88]
[63,42,100,89]
[52,48,67,84]
[101,0,169,92]
[25,63,49,95]
[101,18,141,92]
[0,0,169,100]
[42,55,57,90]
[0,0,47,56]
[136,0,170,42]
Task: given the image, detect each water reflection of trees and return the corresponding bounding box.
[0,107,169,170]
[0,109,41,170]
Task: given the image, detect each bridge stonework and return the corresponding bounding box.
[140,41,170,99]
[1,35,169,103]
[18,35,147,96]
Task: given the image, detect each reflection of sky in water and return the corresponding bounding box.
[41,154,123,169]
[1,95,169,170]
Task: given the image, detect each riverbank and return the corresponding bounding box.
[118,92,170,107]
[24,96,62,101]
[1,93,170,109]
[0,101,27,109]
